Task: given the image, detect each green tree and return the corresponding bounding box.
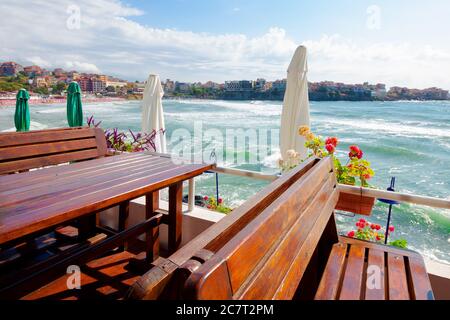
[106,85,116,93]
[51,82,67,94]
[33,86,49,95]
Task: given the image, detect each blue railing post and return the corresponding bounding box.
[379,177,400,244]
[215,172,219,202]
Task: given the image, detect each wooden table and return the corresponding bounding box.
[0,152,213,256]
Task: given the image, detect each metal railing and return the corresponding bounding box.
[188,167,450,212]
[145,152,450,212]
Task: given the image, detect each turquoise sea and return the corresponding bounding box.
[0,99,449,264]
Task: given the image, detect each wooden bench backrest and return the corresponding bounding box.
[129,157,321,299]
[0,127,107,175]
[183,157,339,300]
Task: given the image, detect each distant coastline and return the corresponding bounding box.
[1,95,449,107]
[2,60,449,105]
[161,94,450,103]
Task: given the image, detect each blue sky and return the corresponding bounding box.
[126,0,449,44]
[1,0,450,88]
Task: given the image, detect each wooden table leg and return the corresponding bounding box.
[146,191,160,262]
[168,182,183,254]
[119,201,130,251]
[77,213,97,240]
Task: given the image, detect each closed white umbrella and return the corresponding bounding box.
[142,74,167,153]
[279,45,310,160]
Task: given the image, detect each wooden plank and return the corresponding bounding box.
[163,157,319,268]
[183,158,337,300]
[118,201,130,251]
[0,161,172,212]
[0,162,173,216]
[365,249,385,300]
[0,161,212,245]
[0,149,101,175]
[339,244,366,300]
[0,127,108,175]
[22,251,140,300]
[0,163,204,223]
[339,236,423,259]
[184,257,233,300]
[0,214,163,298]
[77,213,98,240]
[0,158,174,210]
[0,155,166,197]
[223,165,336,296]
[0,233,107,291]
[406,256,434,300]
[387,253,410,300]
[315,243,347,300]
[127,257,179,300]
[271,191,340,299]
[168,182,183,254]
[93,127,107,156]
[129,158,322,300]
[145,192,160,262]
[0,138,98,161]
[0,152,146,188]
[206,157,328,253]
[0,127,95,148]
[237,184,339,299]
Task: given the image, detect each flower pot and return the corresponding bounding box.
[335,191,376,216]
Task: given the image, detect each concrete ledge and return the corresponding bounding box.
[424,259,450,300]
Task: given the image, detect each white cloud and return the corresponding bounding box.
[64,61,101,73]
[26,56,51,68]
[303,35,450,88]
[0,0,449,89]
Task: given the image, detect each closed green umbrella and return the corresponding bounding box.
[67,82,83,127]
[14,89,30,132]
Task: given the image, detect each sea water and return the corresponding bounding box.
[0,99,449,264]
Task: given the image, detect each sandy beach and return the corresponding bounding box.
[0,96,127,107]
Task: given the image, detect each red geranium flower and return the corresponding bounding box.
[375,224,381,230]
[356,222,365,229]
[218,198,223,204]
[325,144,336,153]
[325,137,339,147]
[203,196,209,201]
[389,226,395,232]
[347,231,355,238]
[349,145,364,159]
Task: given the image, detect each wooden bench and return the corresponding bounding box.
[0,127,108,175]
[129,157,434,300]
[127,157,320,299]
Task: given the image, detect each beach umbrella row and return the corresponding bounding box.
[12,81,84,132]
